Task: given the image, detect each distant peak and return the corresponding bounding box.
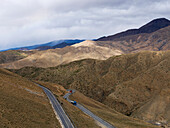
[150,18,170,22]
[140,18,170,28]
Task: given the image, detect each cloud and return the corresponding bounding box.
[0,0,170,50]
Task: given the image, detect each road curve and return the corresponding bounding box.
[64,90,116,128]
[37,84,74,128]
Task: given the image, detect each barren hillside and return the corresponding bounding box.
[0,68,60,127]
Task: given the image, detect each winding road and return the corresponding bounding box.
[37,84,74,128]
[64,90,116,128]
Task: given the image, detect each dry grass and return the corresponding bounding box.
[0,68,60,128]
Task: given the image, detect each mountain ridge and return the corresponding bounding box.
[97,18,170,41]
[1,39,85,51]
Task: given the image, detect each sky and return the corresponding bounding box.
[0,0,170,50]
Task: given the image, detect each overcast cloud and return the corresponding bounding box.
[0,0,170,50]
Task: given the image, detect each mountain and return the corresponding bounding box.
[97,25,170,53]
[0,40,122,69]
[97,18,170,41]
[12,51,170,127]
[3,39,84,51]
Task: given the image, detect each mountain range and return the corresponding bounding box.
[0,18,170,69]
[0,40,122,69]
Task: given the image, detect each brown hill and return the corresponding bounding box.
[0,50,35,64]
[13,51,170,127]
[0,68,60,127]
[0,40,122,69]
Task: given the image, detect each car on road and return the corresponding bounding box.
[71,101,77,105]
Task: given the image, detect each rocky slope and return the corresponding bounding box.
[12,51,170,127]
[96,24,170,53]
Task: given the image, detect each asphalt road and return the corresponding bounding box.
[64,90,116,128]
[37,84,74,128]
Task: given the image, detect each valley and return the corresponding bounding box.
[12,50,170,127]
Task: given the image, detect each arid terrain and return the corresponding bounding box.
[0,40,122,69]
[0,69,103,128]
[0,23,170,69]
[13,51,170,127]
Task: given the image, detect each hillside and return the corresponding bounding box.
[13,51,170,127]
[69,91,159,128]
[0,40,122,69]
[0,68,60,127]
[0,50,35,64]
